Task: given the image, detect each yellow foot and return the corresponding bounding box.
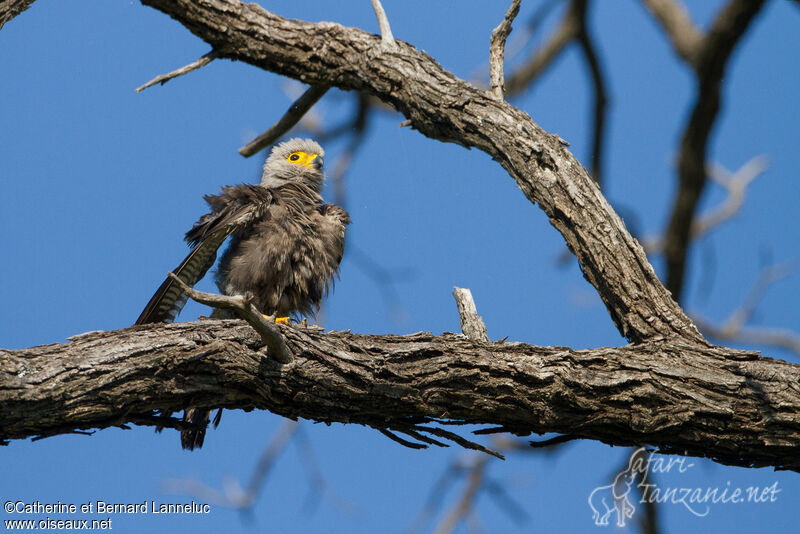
[301,318,308,327]
[275,316,291,325]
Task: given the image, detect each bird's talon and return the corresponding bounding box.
[275,316,291,325]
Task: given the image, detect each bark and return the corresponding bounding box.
[2,0,797,474]
[1,321,799,471]
[140,0,700,345]
[0,0,34,30]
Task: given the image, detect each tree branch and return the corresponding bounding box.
[0,0,34,31]
[166,272,292,363]
[639,0,702,65]
[135,50,219,93]
[655,0,767,301]
[452,287,489,342]
[370,0,397,50]
[505,1,581,96]
[641,156,767,254]
[238,84,330,157]
[139,0,701,344]
[573,0,609,186]
[2,322,800,471]
[489,0,522,99]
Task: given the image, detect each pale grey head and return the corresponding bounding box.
[261,138,325,190]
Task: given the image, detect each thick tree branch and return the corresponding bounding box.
[139,0,700,344]
[0,0,34,30]
[2,322,800,472]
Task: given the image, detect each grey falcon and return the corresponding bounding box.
[135,138,350,449]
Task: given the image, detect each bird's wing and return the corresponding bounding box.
[135,185,274,325]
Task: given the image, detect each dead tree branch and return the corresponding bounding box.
[452,287,490,342]
[2,0,796,479]
[640,0,702,64]
[239,84,330,157]
[644,0,767,301]
[489,0,522,99]
[135,50,220,93]
[138,0,701,344]
[3,322,800,471]
[505,1,581,96]
[691,261,800,356]
[0,0,34,31]
[573,0,608,186]
[642,156,767,254]
[167,272,291,363]
[433,455,489,534]
[370,0,397,50]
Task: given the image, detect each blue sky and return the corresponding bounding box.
[1,1,799,533]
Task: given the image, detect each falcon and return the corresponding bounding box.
[135,138,350,449]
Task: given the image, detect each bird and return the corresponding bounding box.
[134,138,350,449]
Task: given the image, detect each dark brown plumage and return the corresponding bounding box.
[134,138,349,449]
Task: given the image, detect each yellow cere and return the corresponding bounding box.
[286,151,319,168]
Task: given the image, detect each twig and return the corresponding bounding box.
[415,426,504,460]
[642,156,767,254]
[452,287,489,342]
[379,428,427,449]
[694,156,767,236]
[329,93,370,208]
[370,0,398,50]
[238,84,330,157]
[481,478,529,525]
[404,464,465,534]
[166,272,292,363]
[691,261,800,356]
[242,420,299,508]
[528,433,580,448]
[293,425,357,516]
[573,0,608,186]
[433,455,489,534]
[489,0,522,99]
[505,1,581,96]
[639,0,702,64]
[135,50,219,93]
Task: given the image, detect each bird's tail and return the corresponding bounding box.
[134,232,228,325]
[135,232,233,450]
[181,408,223,450]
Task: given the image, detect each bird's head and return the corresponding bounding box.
[262,138,325,190]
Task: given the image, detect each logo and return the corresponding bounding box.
[587,448,781,527]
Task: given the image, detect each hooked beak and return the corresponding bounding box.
[305,154,324,170]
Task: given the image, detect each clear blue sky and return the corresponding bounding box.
[1,1,799,533]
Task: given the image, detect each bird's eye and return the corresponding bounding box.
[289,154,301,162]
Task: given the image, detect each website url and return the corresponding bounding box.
[4,518,112,530]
